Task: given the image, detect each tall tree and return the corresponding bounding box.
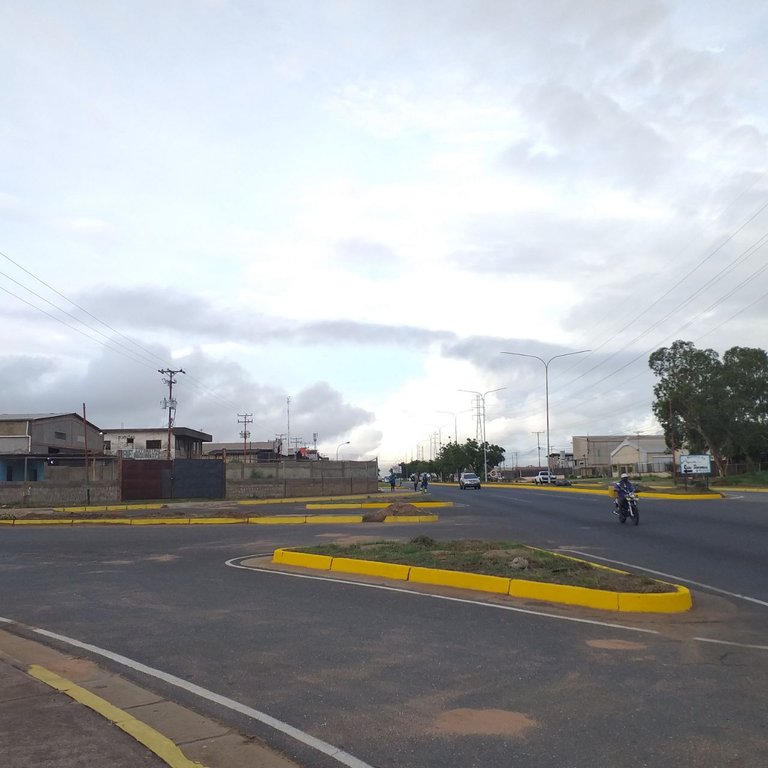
[649,340,768,475]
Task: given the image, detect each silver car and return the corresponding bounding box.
[459,472,481,490]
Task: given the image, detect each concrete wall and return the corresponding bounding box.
[225,460,379,499]
[0,460,378,507]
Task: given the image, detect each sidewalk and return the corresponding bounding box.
[0,628,299,768]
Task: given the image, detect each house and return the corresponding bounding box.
[0,412,104,482]
[102,427,212,460]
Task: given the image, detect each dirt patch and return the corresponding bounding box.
[587,639,647,651]
[362,501,422,522]
[430,708,538,737]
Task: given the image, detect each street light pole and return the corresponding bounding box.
[458,387,506,482]
[336,441,350,460]
[501,350,590,472]
[437,411,459,446]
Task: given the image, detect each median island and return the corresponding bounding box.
[293,536,676,594]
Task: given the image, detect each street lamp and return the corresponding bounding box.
[437,410,459,446]
[501,350,590,472]
[458,387,507,482]
[336,441,350,460]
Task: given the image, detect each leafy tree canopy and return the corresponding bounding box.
[649,340,768,475]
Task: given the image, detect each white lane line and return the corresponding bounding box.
[693,637,768,652]
[225,557,660,636]
[0,616,15,624]
[31,627,375,768]
[560,550,768,608]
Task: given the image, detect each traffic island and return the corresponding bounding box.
[272,538,692,614]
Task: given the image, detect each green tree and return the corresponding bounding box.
[433,438,506,479]
[649,340,768,476]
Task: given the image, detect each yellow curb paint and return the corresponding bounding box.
[69,519,133,525]
[508,580,620,611]
[384,515,439,523]
[187,517,247,525]
[617,585,692,613]
[277,550,333,570]
[331,557,411,581]
[27,666,206,768]
[270,550,691,613]
[248,516,308,524]
[129,518,192,525]
[118,718,206,768]
[408,566,511,595]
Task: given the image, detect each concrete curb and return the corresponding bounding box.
[0,514,440,527]
[28,665,204,768]
[271,548,692,614]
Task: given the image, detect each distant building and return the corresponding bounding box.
[572,434,673,477]
[102,427,211,460]
[204,440,283,462]
[0,412,104,482]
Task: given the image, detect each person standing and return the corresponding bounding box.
[421,472,429,493]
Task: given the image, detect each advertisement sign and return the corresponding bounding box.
[680,454,712,475]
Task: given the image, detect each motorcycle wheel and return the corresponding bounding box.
[619,511,627,524]
[630,501,639,526]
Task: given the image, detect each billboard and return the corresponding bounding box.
[680,454,712,474]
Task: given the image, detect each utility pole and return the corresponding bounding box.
[238,413,252,477]
[533,431,543,470]
[158,368,185,460]
[286,396,291,460]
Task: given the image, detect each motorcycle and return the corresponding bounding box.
[613,492,639,525]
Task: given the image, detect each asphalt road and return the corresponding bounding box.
[1,487,767,767]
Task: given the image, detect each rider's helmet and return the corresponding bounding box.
[620,472,629,479]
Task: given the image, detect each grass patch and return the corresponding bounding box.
[297,537,675,593]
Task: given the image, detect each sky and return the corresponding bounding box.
[2,0,768,471]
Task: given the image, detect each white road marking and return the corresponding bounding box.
[560,549,768,609]
[693,637,768,652]
[225,556,660,635]
[30,627,375,768]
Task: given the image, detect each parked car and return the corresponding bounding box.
[533,471,558,485]
[459,472,481,490]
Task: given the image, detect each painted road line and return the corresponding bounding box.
[28,665,206,768]
[225,557,662,635]
[31,628,376,768]
[561,550,768,609]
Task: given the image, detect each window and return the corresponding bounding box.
[146,440,162,449]
[54,431,66,440]
[126,437,134,445]
[103,440,111,450]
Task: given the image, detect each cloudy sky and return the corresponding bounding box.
[2,1,768,469]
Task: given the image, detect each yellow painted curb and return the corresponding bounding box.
[331,557,411,580]
[617,586,692,613]
[305,515,364,524]
[249,515,308,524]
[276,550,333,570]
[409,566,511,595]
[27,665,205,768]
[508,580,620,610]
[384,514,439,523]
[270,550,692,613]
[305,501,451,509]
[187,517,247,525]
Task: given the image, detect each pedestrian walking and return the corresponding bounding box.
[421,472,429,493]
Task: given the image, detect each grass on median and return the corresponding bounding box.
[296,536,675,593]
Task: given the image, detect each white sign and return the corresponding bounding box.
[680,454,712,474]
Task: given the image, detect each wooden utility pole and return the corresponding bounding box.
[238,413,253,478]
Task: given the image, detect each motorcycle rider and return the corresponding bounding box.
[614,472,637,515]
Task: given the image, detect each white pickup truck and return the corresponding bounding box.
[533,471,558,485]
